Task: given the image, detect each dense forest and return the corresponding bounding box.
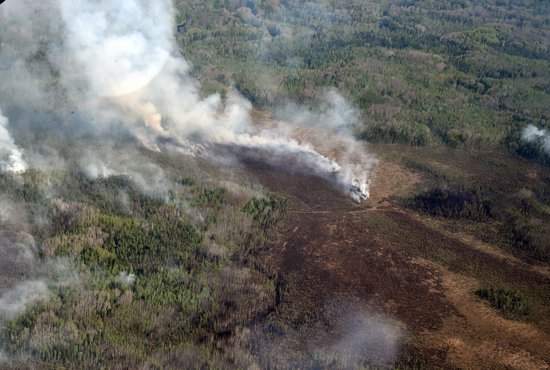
[177,0,549,150]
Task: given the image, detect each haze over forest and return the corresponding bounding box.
[0,0,549,368]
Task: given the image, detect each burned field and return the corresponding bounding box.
[229,150,550,369]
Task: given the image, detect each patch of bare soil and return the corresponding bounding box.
[364,158,422,208]
[227,153,550,368]
[414,258,550,370]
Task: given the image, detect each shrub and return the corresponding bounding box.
[475,288,529,317]
[408,186,493,221]
[243,194,288,228]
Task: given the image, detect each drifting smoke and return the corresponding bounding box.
[320,307,403,367]
[521,124,550,155]
[272,90,376,200]
[0,109,27,173]
[56,0,373,200]
[60,0,172,97]
[256,300,403,368]
[0,281,49,321]
[0,197,24,225]
[116,271,136,286]
[0,203,49,324]
[80,147,174,200]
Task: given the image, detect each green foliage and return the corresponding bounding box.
[360,123,433,146]
[178,0,549,150]
[99,210,202,273]
[0,153,287,368]
[502,203,550,263]
[476,288,529,317]
[194,187,226,209]
[2,0,550,367]
[243,193,288,227]
[177,176,196,186]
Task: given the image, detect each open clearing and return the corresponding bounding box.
[229,149,550,369]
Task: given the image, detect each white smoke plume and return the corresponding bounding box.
[0,109,27,174]
[56,0,373,200]
[272,91,377,200]
[0,281,49,321]
[0,0,374,200]
[60,1,172,98]
[116,271,136,286]
[0,208,49,323]
[521,124,550,155]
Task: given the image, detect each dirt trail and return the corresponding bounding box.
[229,156,550,368]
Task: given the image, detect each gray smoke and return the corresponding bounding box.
[273,90,377,200]
[0,281,49,321]
[0,202,49,324]
[0,201,77,341]
[522,124,550,155]
[55,0,373,200]
[256,300,403,368]
[319,307,403,367]
[0,109,27,173]
[0,0,374,200]
[79,146,174,200]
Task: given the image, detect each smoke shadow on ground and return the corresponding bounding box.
[253,296,404,369]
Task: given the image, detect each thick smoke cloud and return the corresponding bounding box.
[60,0,172,98]
[0,0,374,200]
[0,109,27,173]
[522,124,550,155]
[0,0,375,326]
[55,0,373,200]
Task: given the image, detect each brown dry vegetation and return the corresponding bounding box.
[228,145,550,369]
